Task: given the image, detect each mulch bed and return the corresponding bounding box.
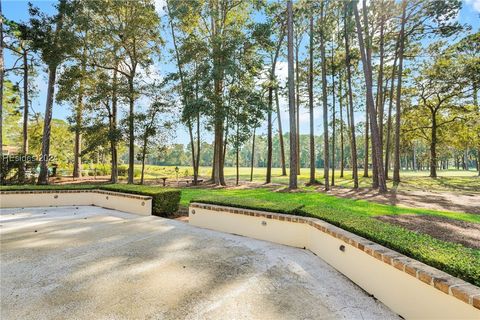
[376,215,480,250]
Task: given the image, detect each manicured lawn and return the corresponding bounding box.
[181,187,480,223]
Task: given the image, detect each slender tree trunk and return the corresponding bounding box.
[236,124,239,186]
[222,115,229,167]
[37,66,58,184]
[127,76,135,184]
[22,50,29,152]
[376,7,385,148]
[344,3,358,189]
[195,109,201,184]
[364,105,369,177]
[250,127,256,182]
[320,1,329,190]
[309,13,315,184]
[287,0,297,189]
[19,48,29,183]
[295,33,300,175]
[412,141,417,171]
[266,90,273,183]
[385,42,399,179]
[393,0,407,184]
[276,88,287,176]
[110,67,118,183]
[354,4,387,192]
[339,70,344,178]
[266,29,284,184]
[211,139,216,181]
[73,92,83,178]
[211,10,226,186]
[140,138,147,185]
[187,120,196,181]
[331,45,336,187]
[430,112,437,178]
[477,148,480,176]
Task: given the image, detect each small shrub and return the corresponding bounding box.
[117,165,128,176]
[101,184,181,217]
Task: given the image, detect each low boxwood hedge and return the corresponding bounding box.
[190,195,305,215]
[100,184,181,216]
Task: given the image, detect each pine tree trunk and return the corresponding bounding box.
[309,13,315,184]
[236,124,239,186]
[276,88,287,176]
[250,127,256,182]
[393,0,407,184]
[331,50,336,187]
[266,29,283,184]
[187,120,196,182]
[320,1,329,190]
[430,112,437,178]
[354,3,387,192]
[140,138,147,185]
[364,105,369,177]
[295,34,301,175]
[287,0,297,189]
[73,93,83,178]
[110,68,118,183]
[195,109,201,184]
[266,88,273,184]
[37,66,57,185]
[344,2,358,189]
[19,48,29,183]
[385,41,399,180]
[339,71,344,178]
[127,76,135,184]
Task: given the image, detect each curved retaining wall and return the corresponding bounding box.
[0,190,152,216]
[189,202,480,320]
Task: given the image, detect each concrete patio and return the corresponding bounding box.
[0,206,398,319]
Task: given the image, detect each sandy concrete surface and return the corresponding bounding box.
[0,206,398,320]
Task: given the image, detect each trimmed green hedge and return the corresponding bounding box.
[191,195,304,215]
[0,184,181,217]
[191,197,480,286]
[100,184,181,216]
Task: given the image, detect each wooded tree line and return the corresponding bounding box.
[1,0,478,189]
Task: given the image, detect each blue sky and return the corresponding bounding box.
[3,0,480,145]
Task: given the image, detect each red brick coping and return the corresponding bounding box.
[0,189,152,200]
[190,202,480,310]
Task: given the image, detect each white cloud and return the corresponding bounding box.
[466,0,480,12]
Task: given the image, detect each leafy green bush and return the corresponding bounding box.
[101,184,181,217]
[117,165,128,176]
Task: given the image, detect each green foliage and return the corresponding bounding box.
[100,184,181,216]
[191,195,304,215]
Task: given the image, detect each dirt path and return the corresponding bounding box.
[328,187,480,215]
